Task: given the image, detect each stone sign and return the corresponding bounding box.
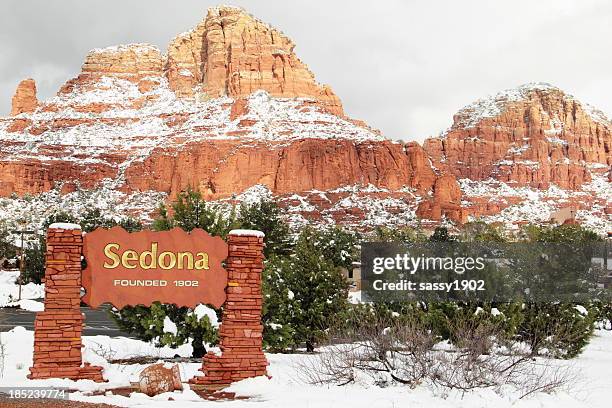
[82,227,228,308]
[30,224,268,388]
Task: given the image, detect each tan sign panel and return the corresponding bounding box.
[82,227,228,308]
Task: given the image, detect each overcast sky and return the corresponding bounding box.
[1,0,610,142]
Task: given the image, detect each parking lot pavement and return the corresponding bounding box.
[0,304,134,337]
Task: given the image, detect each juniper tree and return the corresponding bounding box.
[373,225,428,243]
[277,227,350,352]
[237,199,292,257]
[514,224,603,358]
[110,302,218,358]
[0,222,16,260]
[262,254,298,351]
[153,187,238,237]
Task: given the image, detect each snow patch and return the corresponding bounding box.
[192,304,219,328]
[229,229,265,237]
[0,271,45,307]
[162,316,178,335]
[49,222,82,230]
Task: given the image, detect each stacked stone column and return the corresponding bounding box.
[28,224,104,381]
[190,230,268,389]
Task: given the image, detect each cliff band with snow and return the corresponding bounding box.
[0,7,610,234]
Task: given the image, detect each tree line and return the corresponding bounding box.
[1,189,610,359]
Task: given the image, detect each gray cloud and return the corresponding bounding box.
[1,0,610,142]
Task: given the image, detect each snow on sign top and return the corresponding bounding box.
[48,222,82,230]
[229,229,265,237]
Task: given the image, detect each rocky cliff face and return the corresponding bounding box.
[0,6,454,226]
[10,78,38,116]
[0,7,609,233]
[123,138,437,199]
[416,175,468,223]
[424,83,611,189]
[165,6,343,115]
[422,83,611,232]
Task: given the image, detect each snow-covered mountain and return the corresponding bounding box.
[0,6,609,235]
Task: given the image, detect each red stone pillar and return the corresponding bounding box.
[190,230,268,389]
[28,224,104,381]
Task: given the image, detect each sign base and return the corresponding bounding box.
[189,231,268,388]
[28,225,105,382]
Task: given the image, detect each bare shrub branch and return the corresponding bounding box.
[300,308,576,399]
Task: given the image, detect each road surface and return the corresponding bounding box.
[0,303,134,337]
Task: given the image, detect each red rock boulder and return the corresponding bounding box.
[138,363,183,396]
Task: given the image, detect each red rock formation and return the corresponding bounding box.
[56,43,164,113]
[416,175,468,223]
[230,98,249,120]
[432,174,461,203]
[404,142,437,191]
[10,78,38,116]
[424,83,611,189]
[123,139,437,199]
[5,9,609,230]
[0,160,116,197]
[81,44,163,77]
[165,6,343,115]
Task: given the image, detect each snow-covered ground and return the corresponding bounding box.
[0,270,44,310]
[0,326,611,407]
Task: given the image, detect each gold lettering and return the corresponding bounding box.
[177,252,194,269]
[195,252,209,270]
[103,243,120,269]
[159,252,176,270]
[139,242,158,269]
[102,242,210,271]
[122,250,139,269]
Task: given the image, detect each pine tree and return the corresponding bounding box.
[514,224,602,358]
[283,227,350,352]
[521,224,600,243]
[314,226,360,270]
[43,211,78,228]
[237,199,292,257]
[80,208,143,233]
[460,221,506,242]
[0,222,17,260]
[259,226,355,352]
[262,254,297,351]
[23,236,45,284]
[152,204,173,231]
[155,188,238,237]
[373,225,428,243]
[429,226,456,242]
